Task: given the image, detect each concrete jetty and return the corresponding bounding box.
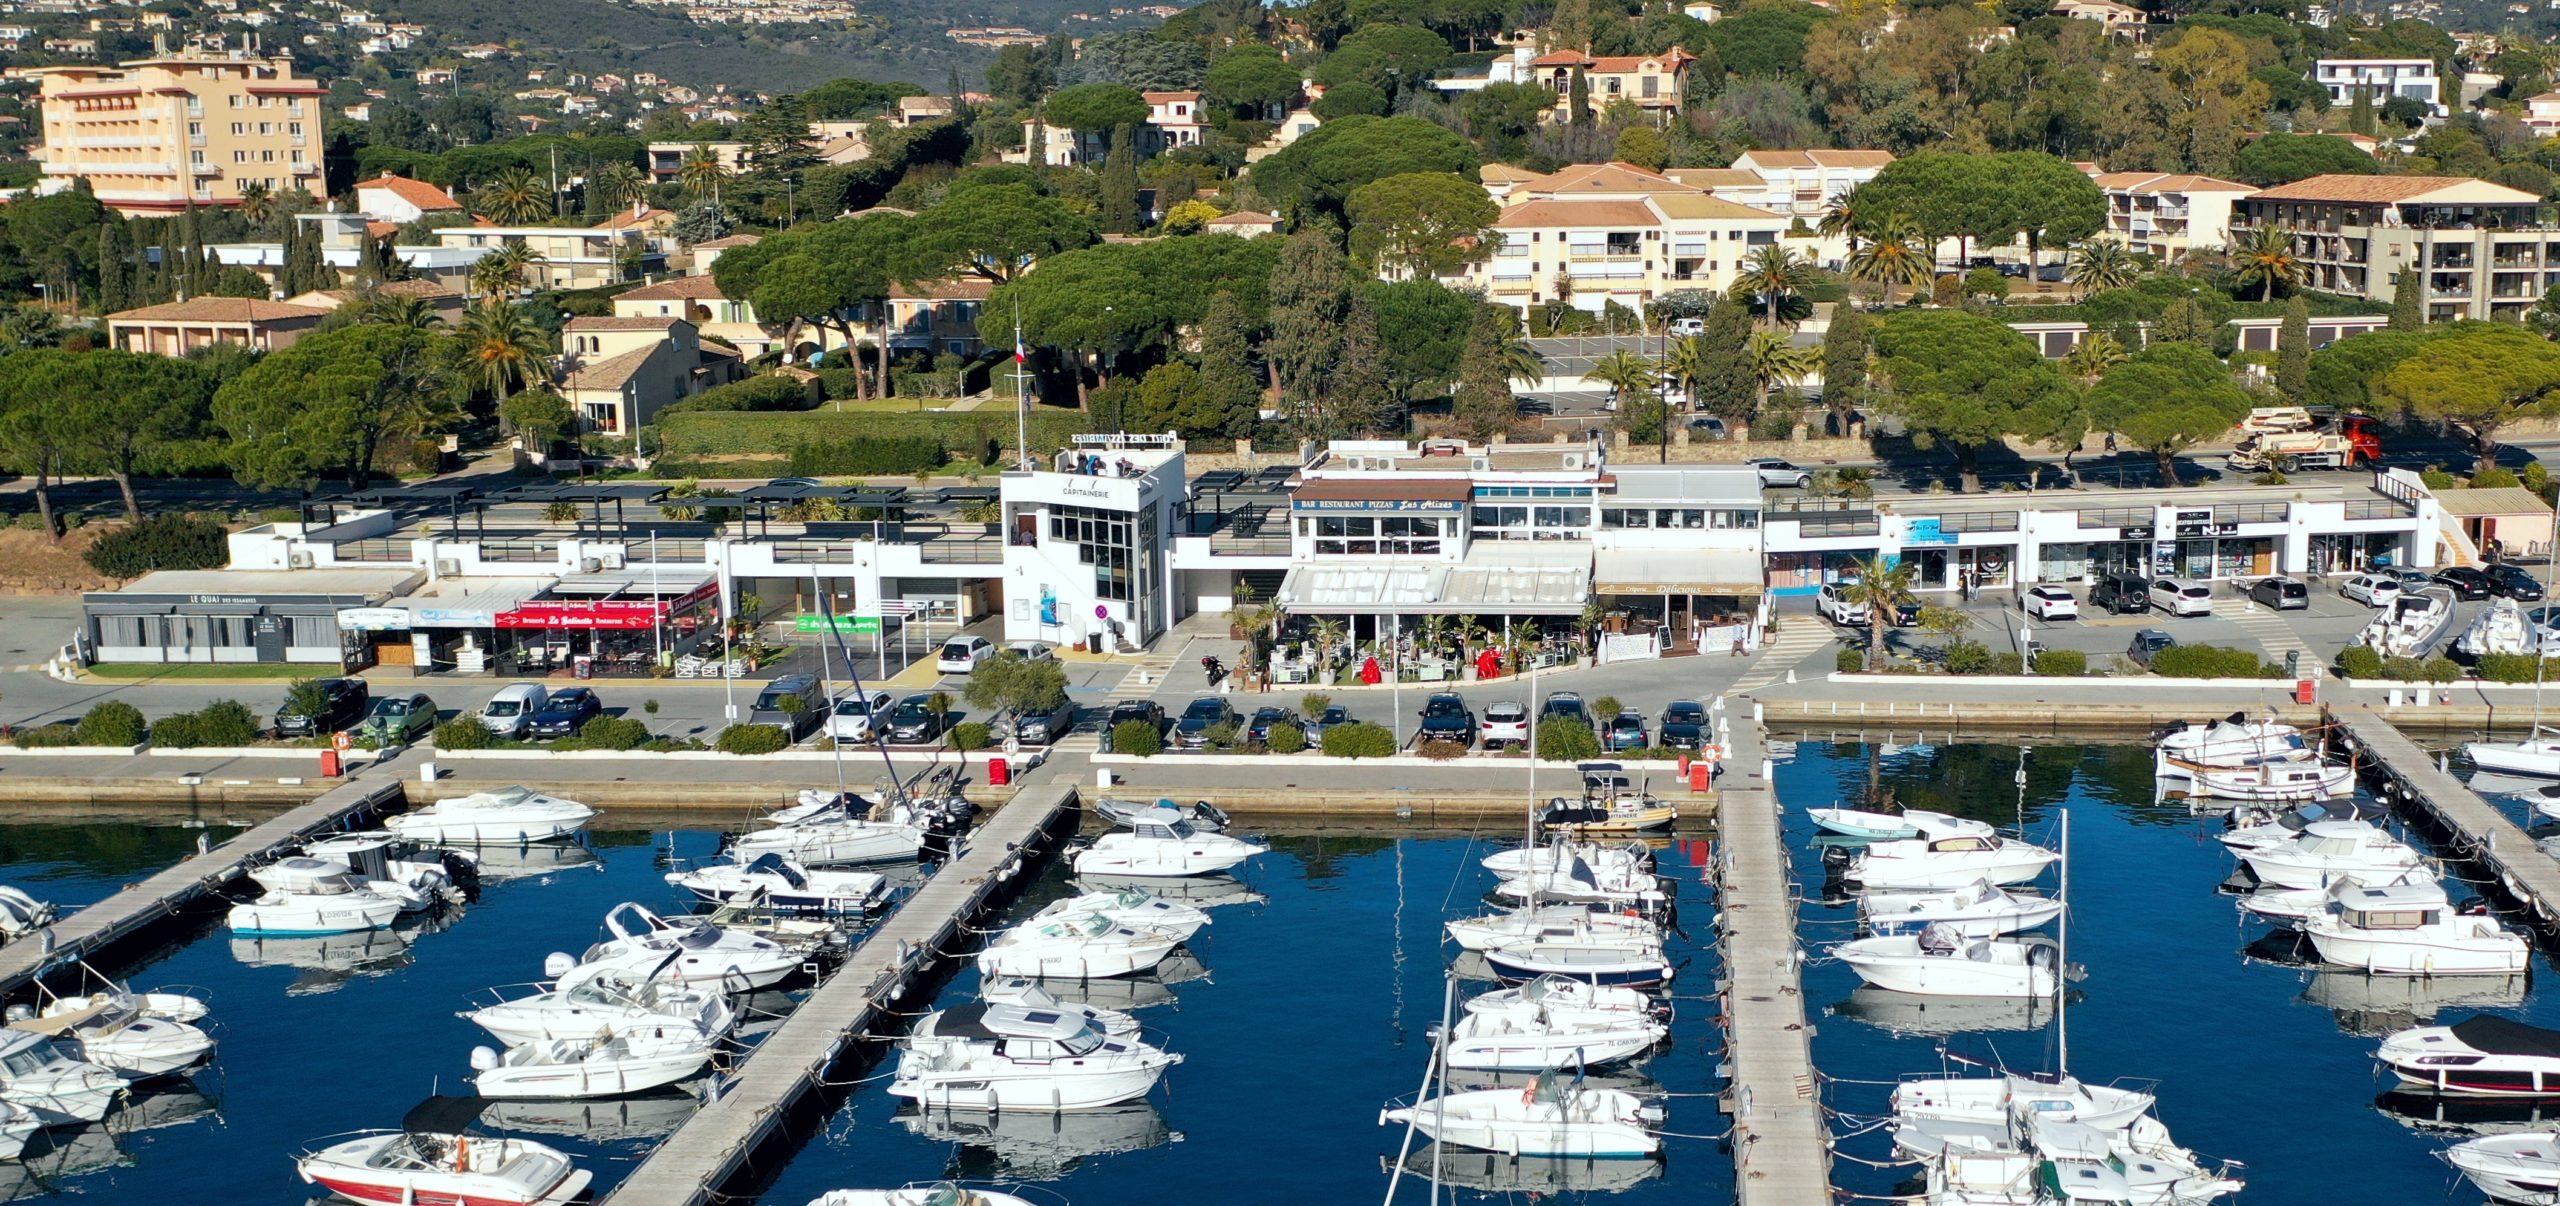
[0,772,407,996]
[601,783,1078,1206]
[1712,714,1831,1206]
[2339,707,2560,933]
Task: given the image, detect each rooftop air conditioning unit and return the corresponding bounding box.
[1470,456,1491,472]
[1561,452,1586,470]
[435,559,461,577]
[1343,455,1367,470]
[288,550,315,569]
[598,548,627,569]
[579,557,602,574]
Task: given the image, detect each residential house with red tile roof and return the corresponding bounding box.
[354,171,464,225]
[106,297,329,356]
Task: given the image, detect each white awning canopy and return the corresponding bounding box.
[1593,548,1764,596]
[1277,545,1591,615]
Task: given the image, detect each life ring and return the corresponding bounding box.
[454,1137,470,1171]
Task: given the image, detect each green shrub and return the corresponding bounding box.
[148,712,203,748]
[1988,652,2025,676]
[2338,645,2384,679]
[2422,655,2462,684]
[1537,717,1601,761]
[1836,648,1864,673]
[1267,721,1307,753]
[2382,655,2428,681]
[11,723,75,748]
[83,515,229,579]
[1202,720,1239,750]
[75,701,146,746]
[2033,649,2087,677]
[1943,640,1993,675]
[258,507,301,524]
[154,699,260,748]
[950,721,992,752]
[2148,643,2276,679]
[433,715,496,750]
[785,435,950,476]
[1111,719,1162,756]
[12,513,45,532]
[2476,653,2544,684]
[715,723,791,754]
[1321,721,1398,759]
[658,373,813,415]
[572,716,653,751]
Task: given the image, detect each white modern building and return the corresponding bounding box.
[2315,58,2444,116]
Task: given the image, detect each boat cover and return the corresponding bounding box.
[2450,1015,2560,1057]
[403,1095,490,1136]
[742,854,810,891]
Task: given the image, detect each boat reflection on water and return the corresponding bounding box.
[1385,1143,1666,1195]
[2240,930,2319,968]
[115,1084,219,1134]
[1070,874,1266,909]
[229,926,414,994]
[1442,1066,1663,1097]
[469,842,604,884]
[2298,970,2528,1038]
[1831,987,2067,1037]
[0,1123,129,1202]
[2375,1088,2560,1138]
[732,989,810,1041]
[1014,950,1211,1012]
[899,1102,1179,1178]
[480,1090,704,1142]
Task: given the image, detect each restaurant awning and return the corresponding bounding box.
[379,576,557,630]
[1593,548,1764,596]
[1276,545,1591,615]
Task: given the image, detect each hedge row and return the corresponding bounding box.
[2149,644,2288,679]
[660,409,1093,458]
[786,436,949,476]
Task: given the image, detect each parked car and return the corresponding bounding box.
[2148,577,2214,618]
[748,674,826,738]
[1005,641,1058,663]
[1419,693,1475,747]
[998,694,1080,746]
[1305,704,1353,743]
[1668,317,1707,336]
[2088,573,2150,615]
[2340,573,2403,607]
[525,687,601,740]
[2389,569,2437,593]
[275,677,369,738]
[1242,706,1299,746]
[2023,585,2079,621]
[827,691,896,742]
[1887,601,1924,627]
[1173,697,1237,750]
[2249,578,2310,611]
[1106,700,1167,736]
[2488,564,2548,602]
[1539,693,1592,731]
[936,635,997,674]
[363,693,439,743]
[1603,712,1649,752]
[883,694,948,745]
[1816,583,1871,626]
[1747,459,1813,488]
[1479,702,1530,750]
[1657,700,1709,750]
[2433,566,2496,601]
[478,683,549,739]
[1686,417,1729,440]
[2127,629,2176,669]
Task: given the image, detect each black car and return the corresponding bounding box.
[526,687,603,739]
[2090,573,2150,615]
[1889,601,1924,627]
[1173,698,1237,750]
[1418,693,1474,747]
[1539,692,1592,730]
[1106,700,1167,735]
[2435,566,2496,601]
[1657,700,1709,750]
[1000,695,1080,745]
[275,677,369,737]
[884,694,947,745]
[1243,706,1298,744]
[2248,578,2309,611]
[2128,629,2176,668]
[2488,563,2548,602]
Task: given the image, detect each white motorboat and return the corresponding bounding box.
[1069,806,1268,878]
[2238,820,2427,889]
[2379,1015,2560,1096]
[1379,1073,1663,1158]
[807,1187,1040,1206]
[1833,925,2069,998]
[1491,856,1668,908]
[301,831,473,913]
[1465,975,1666,1027]
[573,903,804,991]
[2219,801,2383,853]
[2029,1114,2246,1205]
[1093,796,1231,832]
[1806,807,1995,843]
[227,858,404,937]
[1890,1073,2157,1158]
[0,1029,123,1124]
[298,1099,591,1206]
[2442,1133,2560,1204]
[2237,868,2439,924]
[1481,921,1674,989]
[1446,905,1657,954]
[2153,713,2309,770]
[0,888,54,946]
[1481,839,1653,879]
[887,1002,1179,1111]
[2301,881,2530,976]
[732,798,935,867]
[1541,764,1680,835]
[2173,757,2356,802]
[1431,1001,1666,1070]
[1860,879,2063,939]
[388,785,595,846]
[2470,727,2560,781]
[1026,890,1210,943]
[2460,598,2553,660]
[975,912,1182,979]
[1845,835,2060,890]
[5,991,213,1079]
[977,978,1143,1042]
[2360,584,2458,658]
[468,1028,715,1100]
[665,854,889,915]
[464,961,736,1046]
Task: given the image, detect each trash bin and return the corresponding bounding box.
[320,749,341,778]
[989,756,1010,786]
[1087,633,1104,654]
[1689,761,1713,793]
[2295,679,2317,705]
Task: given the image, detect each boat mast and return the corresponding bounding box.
[2057,804,2070,1074]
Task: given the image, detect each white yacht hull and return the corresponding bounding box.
[976,938,1177,980]
[1380,1088,1659,1158]
[731,825,924,867]
[2446,1134,2560,1204]
[1833,939,2062,998]
[1844,853,2056,890]
[2471,740,2560,780]
[387,806,593,846]
[2240,850,2426,891]
[227,892,402,937]
[887,1061,1170,1111]
[472,1035,713,1100]
[1068,845,1260,878]
[55,1020,215,1079]
[2305,921,2530,976]
[2,1078,120,1126]
[1445,909,1655,954]
[1439,1020,1663,1071]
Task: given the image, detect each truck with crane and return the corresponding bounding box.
[2226,414,2385,472]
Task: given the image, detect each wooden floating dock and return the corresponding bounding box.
[2337,706,2560,933]
[1711,717,1832,1206]
[0,772,407,996]
[600,783,1078,1206]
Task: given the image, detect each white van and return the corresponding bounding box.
[479,683,549,738]
[2149,577,2215,618]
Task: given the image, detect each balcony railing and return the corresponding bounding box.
[766,539,862,563]
[917,535,1004,563]
[2217,503,2288,524]
[2346,497,2417,520]
[2078,507,2153,528]
[331,538,409,562]
[1206,532,1292,556]
[480,540,559,563]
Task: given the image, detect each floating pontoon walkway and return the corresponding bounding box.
[601,783,1077,1206]
[2338,707,2560,933]
[0,773,406,996]
[1712,715,1832,1206]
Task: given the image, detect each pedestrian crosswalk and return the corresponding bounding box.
[2215,598,2317,669]
[1104,656,1180,701]
[1732,616,1841,693]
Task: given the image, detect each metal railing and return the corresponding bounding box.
[918,535,1005,564]
[1206,532,1292,555]
[2077,507,2153,528]
[480,541,559,563]
[1792,517,1881,538]
[331,538,409,562]
[2217,503,2289,524]
[2347,497,2417,520]
[766,540,862,563]
[1937,511,2020,534]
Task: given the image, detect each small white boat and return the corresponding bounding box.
[732,798,934,867]
[1845,835,2060,890]
[2379,1015,2560,1096]
[2173,757,2356,802]
[464,961,737,1046]
[1490,856,1667,907]
[1482,840,1653,879]
[1481,923,1673,989]
[2219,801,2382,853]
[302,831,473,913]
[1834,925,2069,998]
[1069,806,1267,878]
[976,978,1143,1041]
[2029,1114,2247,1205]
[6,990,214,1080]
[1806,807,1994,843]
[2470,727,2560,781]
[1465,975,1665,1027]
[227,858,405,937]
[388,786,596,846]
[807,1187,1041,1206]
[975,912,1181,980]
[2154,713,2308,770]
[1026,890,1210,943]
[298,1100,592,1206]
[1541,764,1679,835]
[2301,881,2530,976]
[1446,905,1657,954]
[665,854,889,915]
[2459,598,2553,660]
[1860,879,2062,939]
[2238,868,2440,924]
[0,1029,124,1124]
[1093,796,1231,832]
[2361,585,2459,658]
[888,1002,1179,1111]
[572,903,805,990]
[1379,1073,1663,1158]
[0,888,54,946]
[1889,1074,2157,1157]
[2238,820,2427,890]
[468,1028,715,1100]
[2442,1132,2560,1205]
[1432,1002,1666,1070]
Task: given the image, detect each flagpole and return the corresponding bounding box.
[1013,299,1031,472]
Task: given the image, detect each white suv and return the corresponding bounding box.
[2149,578,2214,618]
[936,635,996,673]
[1479,702,1530,750]
[2341,573,2402,607]
[2023,585,2079,621]
[1816,583,1870,626]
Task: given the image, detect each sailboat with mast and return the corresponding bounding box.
[2467,558,2560,776]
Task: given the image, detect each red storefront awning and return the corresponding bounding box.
[494,600,667,630]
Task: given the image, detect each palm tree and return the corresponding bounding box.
[459,298,555,399]
[588,161,647,213]
[1588,348,1660,416]
[360,293,441,330]
[678,144,729,206]
[236,181,276,228]
[1840,554,1920,667]
[1658,334,1707,411]
[1743,329,1818,419]
[1846,215,1933,308]
[1310,617,1349,677]
[469,240,543,301]
[2230,225,2306,302]
[1493,321,1546,388]
[2060,331,2127,383]
[1817,190,1864,253]
[2065,241,2140,298]
[474,167,549,225]
[1734,244,1811,328]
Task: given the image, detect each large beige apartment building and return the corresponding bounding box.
[2089,171,2257,260]
[2232,174,2554,322]
[1449,161,1792,315]
[28,50,324,215]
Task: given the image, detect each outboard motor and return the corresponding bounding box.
[2149,719,2192,744]
[543,951,577,979]
[468,1046,500,1072]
